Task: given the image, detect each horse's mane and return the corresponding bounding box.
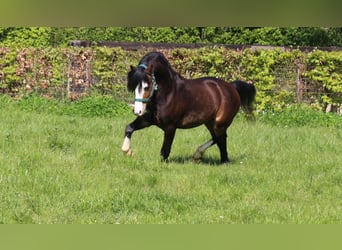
[127,52,181,92]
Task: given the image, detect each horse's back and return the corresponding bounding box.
[186,77,240,106]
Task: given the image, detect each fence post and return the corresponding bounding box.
[295,60,304,103]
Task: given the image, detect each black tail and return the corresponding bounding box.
[232,80,256,121]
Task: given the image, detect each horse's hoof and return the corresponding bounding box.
[127,149,134,157]
[193,158,202,163]
[122,148,134,157]
[193,152,203,163]
[220,159,230,164]
[192,155,202,163]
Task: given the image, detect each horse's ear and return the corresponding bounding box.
[146,64,153,73]
[130,65,136,71]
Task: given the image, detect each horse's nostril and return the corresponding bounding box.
[134,110,143,116]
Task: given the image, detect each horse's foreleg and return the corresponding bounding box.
[193,139,214,162]
[121,116,152,156]
[160,128,176,162]
[121,124,135,156]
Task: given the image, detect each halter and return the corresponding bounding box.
[134,64,158,103]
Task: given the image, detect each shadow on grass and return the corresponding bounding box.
[167,155,241,166]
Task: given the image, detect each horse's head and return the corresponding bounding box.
[127,63,157,116]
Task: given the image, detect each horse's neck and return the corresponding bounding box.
[158,75,184,105]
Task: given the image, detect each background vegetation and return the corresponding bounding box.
[1,46,341,113]
[1,27,341,114]
[1,27,342,47]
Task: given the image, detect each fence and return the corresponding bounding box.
[0,44,341,113]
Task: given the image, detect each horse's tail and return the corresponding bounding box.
[231,80,256,121]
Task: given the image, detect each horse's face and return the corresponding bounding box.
[128,64,156,116]
[134,80,150,116]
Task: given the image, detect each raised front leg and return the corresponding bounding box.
[121,124,135,156]
[121,115,152,156]
[160,127,176,162]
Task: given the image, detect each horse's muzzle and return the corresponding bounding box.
[133,101,146,116]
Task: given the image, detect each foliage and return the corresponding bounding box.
[0,47,20,93]
[65,94,131,117]
[0,27,52,48]
[0,46,341,113]
[259,104,342,128]
[0,46,68,96]
[8,93,131,117]
[1,27,342,47]
[92,47,137,97]
[305,50,342,106]
[167,47,341,113]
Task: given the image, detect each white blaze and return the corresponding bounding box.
[134,81,148,116]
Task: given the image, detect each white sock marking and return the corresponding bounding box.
[193,139,214,160]
[121,136,131,152]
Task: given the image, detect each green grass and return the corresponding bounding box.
[0,96,341,223]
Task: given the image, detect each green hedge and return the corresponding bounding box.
[2,28,342,47]
[0,46,341,113]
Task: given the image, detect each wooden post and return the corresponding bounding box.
[296,60,304,103]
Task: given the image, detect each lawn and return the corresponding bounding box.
[0,97,341,223]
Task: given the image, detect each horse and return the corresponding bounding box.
[121,51,256,164]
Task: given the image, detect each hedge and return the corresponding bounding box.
[0,46,341,113]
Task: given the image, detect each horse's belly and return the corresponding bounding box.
[177,110,215,129]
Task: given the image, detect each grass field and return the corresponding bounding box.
[0,96,341,223]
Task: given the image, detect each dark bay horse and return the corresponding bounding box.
[121,51,256,164]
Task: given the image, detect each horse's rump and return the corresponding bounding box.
[173,77,240,128]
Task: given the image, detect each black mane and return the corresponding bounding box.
[127,66,147,92]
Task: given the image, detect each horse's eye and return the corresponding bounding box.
[141,81,149,91]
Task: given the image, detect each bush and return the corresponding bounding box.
[10,93,131,118]
[64,94,131,117]
[259,104,342,128]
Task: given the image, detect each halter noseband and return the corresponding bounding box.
[134,64,158,103]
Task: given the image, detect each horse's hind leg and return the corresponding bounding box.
[215,132,229,163]
[193,139,214,162]
[192,122,218,162]
[193,134,228,163]
[204,121,230,163]
[193,122,230,164]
